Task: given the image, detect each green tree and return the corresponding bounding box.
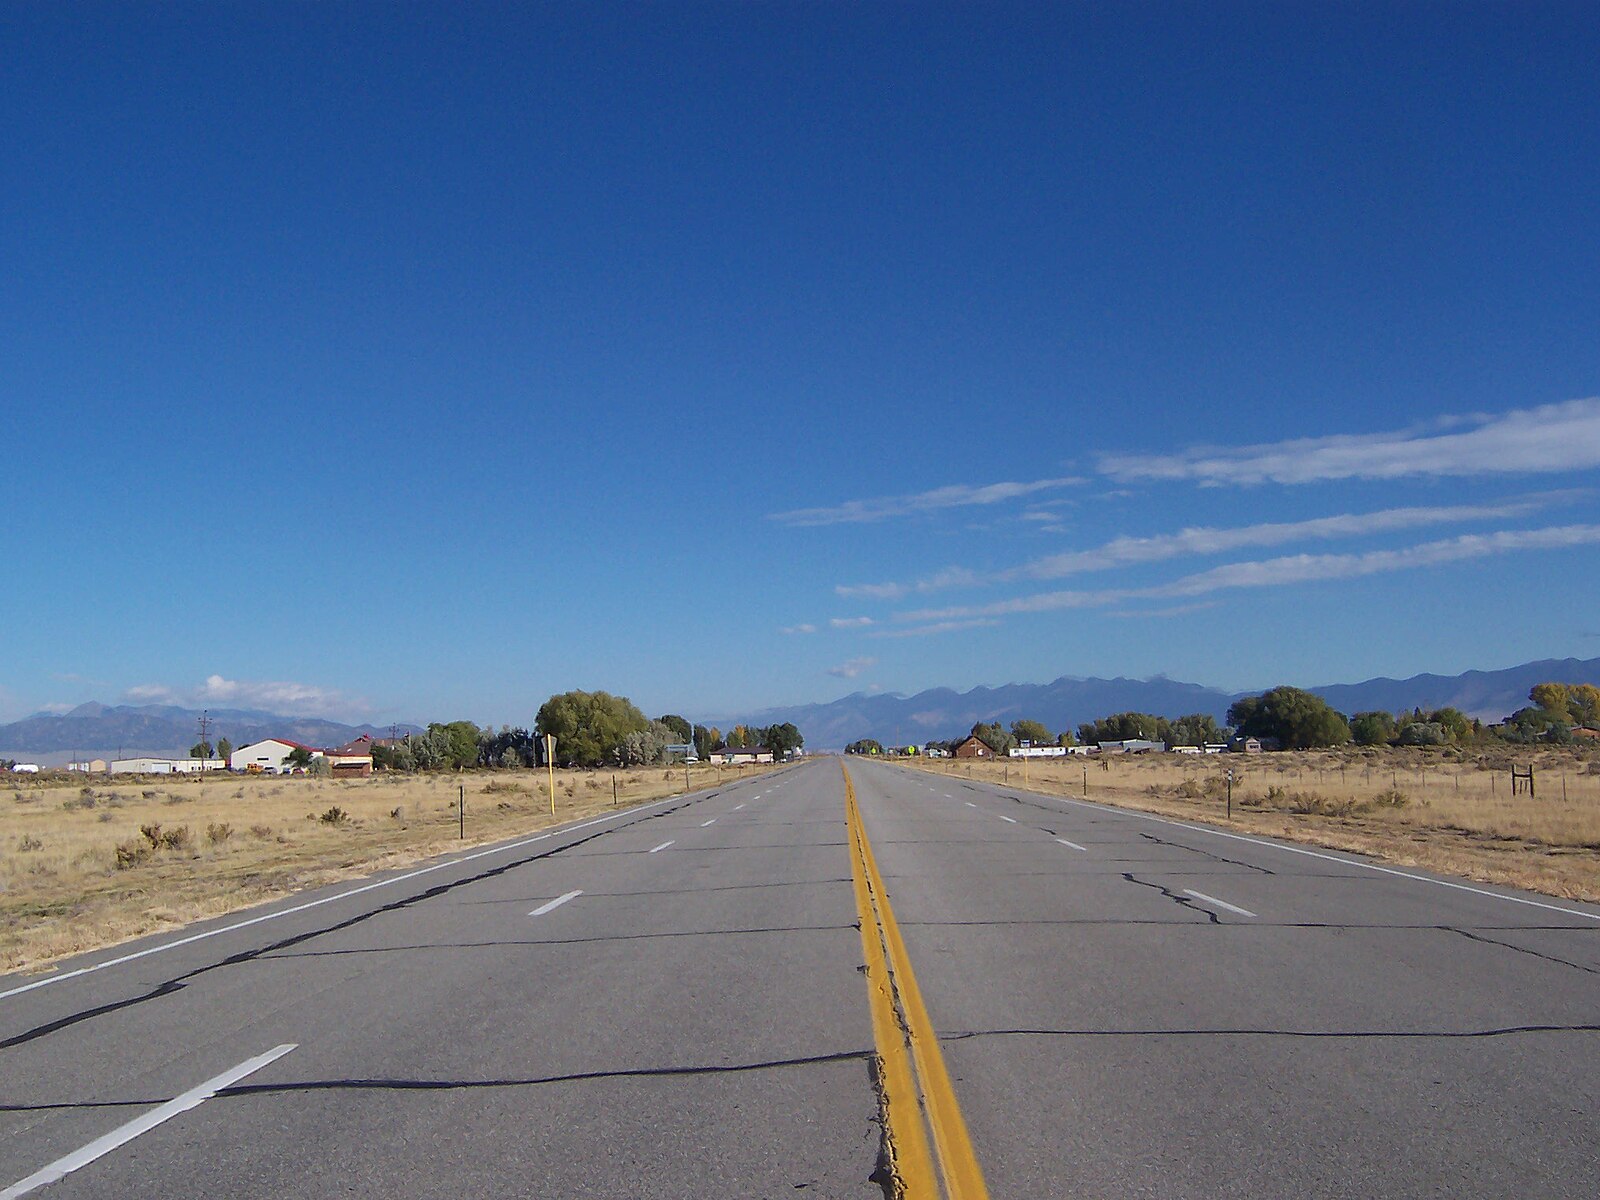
[1079,712,1169,744]
[1010,719,1053,746]
[969,721,1016,755]
[190,740,213,760]
[763,722,804,760]
[1167,713,1224,748]
[1427,707,1472,743]
[1349,711,1398,746]
[692,724,720,761]
[285,745,314,770]
[1227,686,1350,749]
[657,714,692,743]
[846,738,883,755]
[216,737,232,763]
[428,721,482,769]
[536,690,651,768]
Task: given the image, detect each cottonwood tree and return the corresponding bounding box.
[536,690,651,767]
[763,722,804,760]
[1010,719,1052,746]
[1227,687,1350,749]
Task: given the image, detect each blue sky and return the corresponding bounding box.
[3,2,1598,728]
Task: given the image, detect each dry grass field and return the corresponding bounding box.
[1,762,777,976]
[905,746,1600,903]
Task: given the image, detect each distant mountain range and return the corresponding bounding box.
[716,656,1600,749]
[0,702,421,765]
[9,655,1598,763]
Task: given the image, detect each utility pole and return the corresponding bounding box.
[197,710,212,780]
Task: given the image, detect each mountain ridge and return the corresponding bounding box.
[714,656,1600,749]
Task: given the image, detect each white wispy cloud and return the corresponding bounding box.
[778,623,818,635]
[122,675,363,718]
[1100,397,1600,486]
[769,477,1082,527]
[870,618,1002,638]
[826,657,878,679]
[899,524,1600,621]
[838,497,1565,600]
[830,616,876,628]
[1105,602,1219,619]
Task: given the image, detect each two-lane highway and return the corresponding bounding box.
[3,758,1597,1197]
[848,759,1600,1198]
[1,767,881,1198]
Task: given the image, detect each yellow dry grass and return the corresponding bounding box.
[0,762,776,976]
[904,747,1600,903]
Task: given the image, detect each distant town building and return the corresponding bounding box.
[228,739,312,773]
[1008,745,1068,758]
[110,758,226,775]
[953,735,996,759]
[67,759,109,773]
[712,746,774,765]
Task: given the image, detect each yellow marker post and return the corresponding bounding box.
[544,733,557,817]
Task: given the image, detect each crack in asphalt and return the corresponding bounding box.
[1447,927,1600,976]
[1120,872,1222,923]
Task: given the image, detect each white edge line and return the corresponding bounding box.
[648,840,675,853]
[701,818,717,826]
[1034,790,1600,923]
[1,792,694,1002]
[1055,838,1088,852]
[1183,888,1257,918]
[528,889,583,917]
[965,801,978,808]
[733,803,745,810]
[0,1044,297,1199]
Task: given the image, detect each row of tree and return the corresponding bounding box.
[854,680,1600,756]
[363,691,805,772]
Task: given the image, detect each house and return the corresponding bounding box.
[1202,743,1229,754]
[1009,745,1068,758]
[953,735,996,759]
[1230,737,1263,754]
[68,759,109,773]
[714,746,774,765]
[321,737,374,776]
[229,738,313,773]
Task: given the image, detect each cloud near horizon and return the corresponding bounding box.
[1099,397,1600,486]
[898,524,1600,622]
[826,656,878,679]
[769,477,1082,527]
[122,674,364,718]
[837,496,1569,600]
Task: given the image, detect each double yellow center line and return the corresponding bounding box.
[844,764,989,1200]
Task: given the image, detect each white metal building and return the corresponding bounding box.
[228,739,308,773]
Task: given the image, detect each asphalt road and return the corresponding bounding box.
[3,759,1597,1197]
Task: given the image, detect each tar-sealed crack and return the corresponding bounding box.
[1120,872,1221,923]
[1132,830,1275,874]
[1448,926,1600,975]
